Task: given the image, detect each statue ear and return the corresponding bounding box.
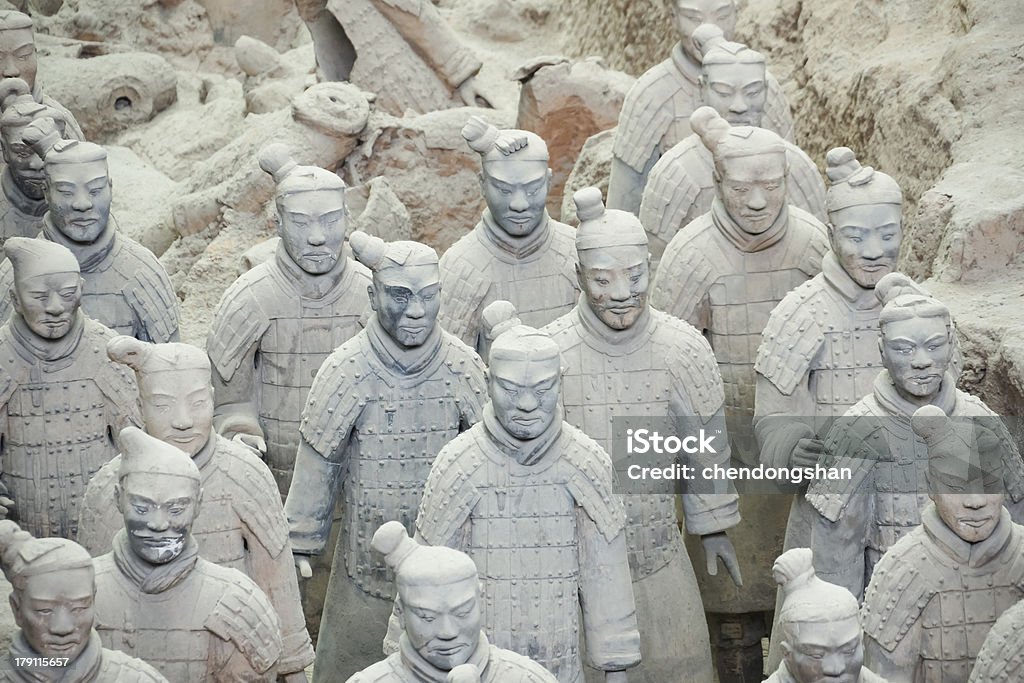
[395,596,406,631]
[574,261,583,291]
[367,284,377,311]
[8,593,20,629]
[114,481,124,515]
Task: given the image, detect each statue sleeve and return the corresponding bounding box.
[209,630,278,683]
[370,0,482,88]
[679,405,741,536]
[863,628,920,683]
[753,374,817,470]
[212,341,263,441]
[808,495,871,600]
[576,512,641,672]
[284,439,346,556]
[606,156,647,216]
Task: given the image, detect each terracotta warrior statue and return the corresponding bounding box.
[543,187,741,683]
[859,406,1024,683]
[806,277,1024,601]
[345,521,559,683]
[92,426,283,682]
[284,231,487,680]
[766,548,887,683]
[438,117,578,353]
[413,313,641,683]
[0,237,139,539]
[0,78,69,254]
[639,25,826,265]
[0,11,83,141]
[208,142,371,495]
[649,106,827,682]
[607,0,793,214]
[77,337,314,682]
[0,118,180,342]
[0,520,168,682]
[968,598,1024,683]
[293,0,490,114]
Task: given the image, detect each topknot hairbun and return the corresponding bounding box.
[258,142,299,183]
[573,186,606,222]
[692,23,726,58]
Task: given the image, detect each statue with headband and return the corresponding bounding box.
[0,236,140,539]
[0,11,83,141]
[0,118,180,343]
[0,77,69,255]
[607,0,794,215]
[293,0,490,114]
[857,406,1024,683]
[649,106,828,682]
[640,25,826,266]
[806,275,1024,601]
[437,116,579,354]
[766,548,887,683]
[345,521,559,683]
[0,520,168,682]
[208,142,371,498]
[542,187,740,683]
[284,231,486,680]
[413,309,641,683]
[77,337,314,682]
[92,426,283,682]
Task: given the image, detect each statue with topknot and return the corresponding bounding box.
[92,426,283,682]
[77,337,314,682]
[208,142,371,496]
[607,2,794,214]
[639,25,826,266]
[766,548,887,683]
[412,312,641,683]
[649,106,828,682]
[0,520,169,682]
[857,408,1024,682]
[0,117,180,343]
[284,231,487,680]
[543,187,741,683]
[437,116,579,354]
[806,278,1024,600]
[344,521,559,683]
[0,237,140,540]
[0,78,70,255]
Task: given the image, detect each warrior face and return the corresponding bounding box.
[400,575,481,671]
[369,264,441,348]
[717,152,787,234]
[1,122,46,199]
[701,61,767,127]
[117,472,200,565]
[932,488,1004,544]
[480,159,551,239]
[11,270,81,339]
[141,368,214,458]
[830,203,902,288]
[671,0,737,62]
[781,615,863,683]
[11,567,94,662]
[278,189,347,276]
[0,27,36,92]
[489,354,561,440]
[577,244,650,331]
[879,315,952,405]
[45,158,112,244]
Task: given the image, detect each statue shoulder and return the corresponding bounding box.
[653,310,725,417]
[416,427,487,545]
[299,333,374,456]
[206,264,277,380]
[614,59,679,169]
[202,562,282,675]
[217,436,290,557]
[754,276,828,394]
[560,424,625,541]
[99,647,171,683]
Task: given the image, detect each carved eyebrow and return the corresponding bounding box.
[925,333,947,344]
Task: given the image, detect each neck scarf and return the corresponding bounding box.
[482,402,563,467]
[1,168,47,217]
[921,503,1013,568]
[576,294,653,355]
[821,251,881,311]
[711,197,789,253]
[273,240,351,300]
[111,529,199,595]
[39,214,117,273]
[399,633,490,683]
[480,209,551,261]
[365,313,443,376]
[872,370,957,418]
[7,629,103,682]
[8,310,85,364]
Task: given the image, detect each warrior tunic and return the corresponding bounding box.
[1,631,167,683]
[969,599,1024,683]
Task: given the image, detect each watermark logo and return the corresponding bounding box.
[625,428,718,454]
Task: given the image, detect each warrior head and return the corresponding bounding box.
[773,548,863,683]
[913,405,1006,544]
[483,301,562,441]
[0,521,95,662]
[694,24,767,127]
[350,230,441,349]
[373,522,481,671]
[573,186,650,331]
[24,118,111,244]
[876,273,954,407]
[0,11,36,92]
[108,337,213,458]
[692,106,788,235]
[463,116,552,240]
[0,77,65,201]
[4,236,82,340]
[825,147,903,288]
[667,0,737,64]
[114,426,203,566]
[259,142,347,276]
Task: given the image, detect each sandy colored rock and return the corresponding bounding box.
[198,0,303,49]
[236,37,315,115]
[514,56,634,219]
[105,144,178,255]
[560,128,614,225]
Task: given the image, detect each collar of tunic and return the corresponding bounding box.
[111,528,200,594]
[482,402,564,467]
[921,503,1014,568]
[7,629,103,683]
[821,251,880,311]
[366,313,444,376]
[872,370,957,418]
[8,309,85,364]
[575,294,655,356]
[669,41,701,86]
[710,196,790,253]
[272,240,352,300]
[398,633,490,683]
[479,209,552,262]
[40,213,117,273]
